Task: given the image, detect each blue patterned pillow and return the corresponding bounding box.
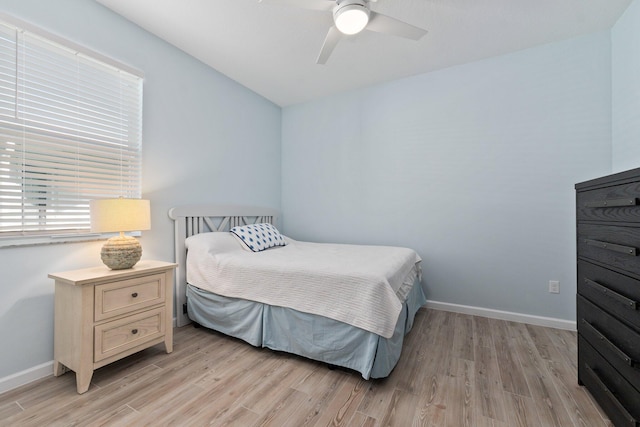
[230,223,286,252]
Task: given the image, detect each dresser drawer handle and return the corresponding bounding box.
[584,198,638,208]
[584,278,638,310]
[581,319,636,367]
[584,239,637,256]
[131,292,138,298]
[584,364,638,426]
[131,329,138,335]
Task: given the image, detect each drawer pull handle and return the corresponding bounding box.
[584,198,638,208]
[581,319,636,367]
[583,364,638,426]
[131,329,138,335]
[131,292,138,298]
[584,239,637,256]
[583,278,638,310]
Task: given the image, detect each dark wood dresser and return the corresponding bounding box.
[576,167,640,427]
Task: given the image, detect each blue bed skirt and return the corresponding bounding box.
[186,280,426,379]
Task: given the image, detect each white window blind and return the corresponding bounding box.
[0,19,143,244]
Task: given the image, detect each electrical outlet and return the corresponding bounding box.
[549,280,560,294]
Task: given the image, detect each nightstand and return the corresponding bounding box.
[49,260,177,394]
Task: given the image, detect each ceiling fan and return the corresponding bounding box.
[258,0,428,64]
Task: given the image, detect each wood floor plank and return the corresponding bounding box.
[502,391,540,427]
[508,322,574,427]
[417,309,445,342]
[0,400,22,420]
[89,347,166,388]
[412,373,447,426]
[397,308,449,398]
[472,315,494,349]
[191,344,261,389]
[179,368,267,427]
[452,314,474,361]
[541,326,578,370]
[444,358,474,427]
[166,351,279,425]
[126,384,205,426]
[241,356,313,415]
[291,361,333,395]
[544,358,609,426]
[526,325,609,426]
[4,364,164,427]
[474,415,510,427]
[73,403,136,427]
[126,352,218,411]
[489,318,531,397]
[379,387,420,427]
[394,335,430,395]
[252,387,311,427]
[356,376,397,421]
[292,369,352,426]
[437,314,458,378]
[473,340,507,423]
[310,375,366,427]
[522,324,553,361]
[0,310,613,427]
[215,405,261,427]
[0,368,78,411]
[349,411,378,427]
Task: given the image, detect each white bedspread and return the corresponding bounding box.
[186,234,422,338]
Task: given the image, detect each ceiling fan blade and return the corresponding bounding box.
[316,26,342,64]
[258,0,333,12]
[366,11,427,41]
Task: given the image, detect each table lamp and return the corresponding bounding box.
[90,198,151,270]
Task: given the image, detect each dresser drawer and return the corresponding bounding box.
[578,336,640,427]
[578,261,640,329]
[577,181,640,224]
[94,273,166,321]
[94,307,165,363]
[578,295,640,393]
[577,224,640,277]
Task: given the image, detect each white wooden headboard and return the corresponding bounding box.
[168,205,280,327]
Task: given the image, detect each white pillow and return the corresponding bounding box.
[185,232,242,253]
[230,223,286,252]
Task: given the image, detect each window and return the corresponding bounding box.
[0,17,143,246]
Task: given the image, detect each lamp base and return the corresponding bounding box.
[101,235,142,270]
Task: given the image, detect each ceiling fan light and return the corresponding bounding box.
[334,4,370,35]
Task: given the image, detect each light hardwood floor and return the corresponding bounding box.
[0,309,611,426]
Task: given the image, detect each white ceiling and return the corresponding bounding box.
[95,0,631,107]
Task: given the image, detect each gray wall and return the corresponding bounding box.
[0,0,281,379]
[612,0,640,172]
[281,32,613,323]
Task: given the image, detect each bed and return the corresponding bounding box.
[169,205,426,379]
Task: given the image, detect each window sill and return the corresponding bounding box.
[0,232,141,249]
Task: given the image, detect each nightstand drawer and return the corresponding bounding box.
[577,224,640,277]
[94,307,165,362]
[576,181,640,224]
[95,273,166,321]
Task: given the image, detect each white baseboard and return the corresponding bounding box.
[0,361,53,395]
[425,300,577,331]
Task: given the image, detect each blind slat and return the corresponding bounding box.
[0,19,143,239]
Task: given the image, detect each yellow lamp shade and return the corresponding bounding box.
[90,198,150,233]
